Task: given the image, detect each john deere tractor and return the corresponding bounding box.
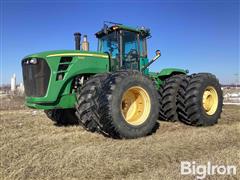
[21,23,223,139]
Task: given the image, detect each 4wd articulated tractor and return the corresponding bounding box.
[22,23,223,139]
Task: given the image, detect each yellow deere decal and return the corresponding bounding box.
[47,53,108,58]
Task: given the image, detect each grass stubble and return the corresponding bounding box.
[0,103,239,180]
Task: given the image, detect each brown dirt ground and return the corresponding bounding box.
[0,95,26,111]
[0,98,239,179]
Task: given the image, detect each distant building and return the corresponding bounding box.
[224,92,240,104]
[11,74,16,91]
[17,82,25,95]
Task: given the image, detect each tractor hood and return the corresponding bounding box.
[22,49,110,109]
[24,50,108,59]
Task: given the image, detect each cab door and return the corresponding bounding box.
[120,30,140,70]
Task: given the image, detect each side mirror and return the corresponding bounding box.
[156,50,161,56]
[153,50,161,61]
[141,49,161,72]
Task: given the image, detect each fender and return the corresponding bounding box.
[149,68,188,89]
[157,68,188,78]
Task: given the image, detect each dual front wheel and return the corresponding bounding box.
[75,71,159,139]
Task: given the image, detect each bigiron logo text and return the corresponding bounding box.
[180,161,237,179]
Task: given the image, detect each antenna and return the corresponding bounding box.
[103,21,123,26]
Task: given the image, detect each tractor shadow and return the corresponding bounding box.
[53,118,80,127]
[53,117,160,140]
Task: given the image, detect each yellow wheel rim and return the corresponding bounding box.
[202,86,218,115]
[121,86,151,126]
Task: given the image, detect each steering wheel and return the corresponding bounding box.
[126,49,138,62]
[107,41,118,54]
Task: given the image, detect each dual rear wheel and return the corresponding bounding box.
[159,73,223,126]
[177,73,223,126]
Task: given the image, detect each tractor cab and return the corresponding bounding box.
[95,24,150,72]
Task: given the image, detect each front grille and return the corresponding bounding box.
[22,58,51,97]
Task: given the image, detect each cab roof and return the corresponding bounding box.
[95,24,151,38]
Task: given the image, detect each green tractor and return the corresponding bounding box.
[21,23,223,139]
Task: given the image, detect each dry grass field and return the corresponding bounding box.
[0,96,239,180]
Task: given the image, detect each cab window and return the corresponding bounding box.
[122,31,139,70]
[98,32,119,58]
[139,35,147,58]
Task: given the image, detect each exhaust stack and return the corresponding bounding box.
[82,35,89,51]
[74,32,81,50]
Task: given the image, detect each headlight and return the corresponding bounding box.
[30,58,38,64]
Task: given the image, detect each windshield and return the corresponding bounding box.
[98,32,119,58]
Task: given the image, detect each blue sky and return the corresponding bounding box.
[0,0,239,85]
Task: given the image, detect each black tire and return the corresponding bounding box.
[75,73,108,132]
[44,109,79,125]
[177,73,223,126]
[176,75,190,124]
[97,70,159,139]
[158,74,186,122]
